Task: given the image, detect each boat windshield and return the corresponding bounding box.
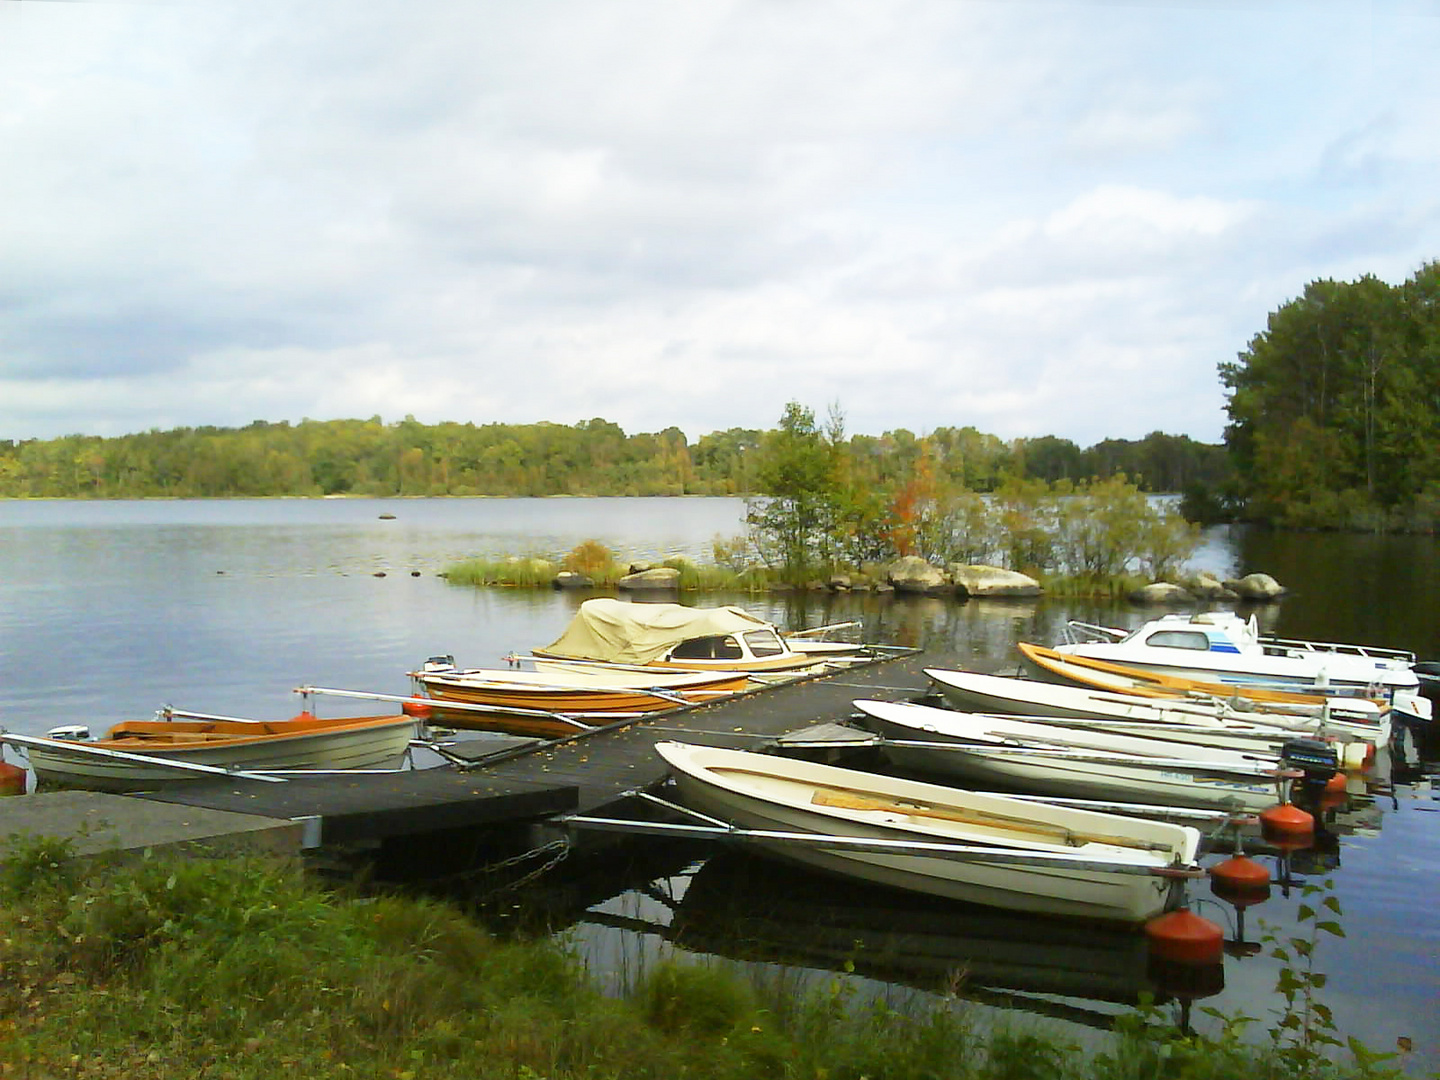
[742,629,787,657]
[1142,630,1213,651]
[670,635,745,660]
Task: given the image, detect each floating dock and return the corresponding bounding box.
[1,653,938,869]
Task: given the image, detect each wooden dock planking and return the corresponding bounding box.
[474,652,935,818]
[139,766,578,846]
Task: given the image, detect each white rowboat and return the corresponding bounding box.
[653,740,1201,923]
[853,699,1299,813]
[924,667,1389,749]
[9,711,419,793]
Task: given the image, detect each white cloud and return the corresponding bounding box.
[1,0,1437,448]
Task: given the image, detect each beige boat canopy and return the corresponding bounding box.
[541,598,777,664]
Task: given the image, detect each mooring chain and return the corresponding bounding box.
[451,837,572,896]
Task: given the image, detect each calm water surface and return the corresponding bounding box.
[0,498,1435,1070]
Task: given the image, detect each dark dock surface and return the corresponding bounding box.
[474,650,935,817]
[4,652,941,863]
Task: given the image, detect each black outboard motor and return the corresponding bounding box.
[1281,738,1340,801]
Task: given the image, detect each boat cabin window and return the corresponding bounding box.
[741,629,786,657]
[670,635,745,660]
[1144,630,1212,651]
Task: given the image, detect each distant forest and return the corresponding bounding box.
[0,417,1227,501]
[5,264,1434,531]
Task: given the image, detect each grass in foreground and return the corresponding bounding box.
[0,840,1409,1080]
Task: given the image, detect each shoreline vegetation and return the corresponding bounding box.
[438,470,1218,601]
[438,546,1188,602]
[0,842,1406,1080]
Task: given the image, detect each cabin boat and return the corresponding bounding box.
[852,699,1308,814]
[653,740,1202,924]
[533,598,826,673]
[7,710,419,793]
[1055,612,1420,697]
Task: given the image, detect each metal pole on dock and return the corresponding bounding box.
[294,686,617,730]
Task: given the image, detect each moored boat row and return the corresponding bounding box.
[631,618,1431,926]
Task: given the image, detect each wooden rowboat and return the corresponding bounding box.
[653,740,1201,923]
[1017,642,1387,710]
[408,663,751,738]
[10,711,419,793]
[412,664,748,710]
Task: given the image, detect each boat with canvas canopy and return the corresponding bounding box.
[532,598,830,673]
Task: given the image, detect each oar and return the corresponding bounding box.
[808,789,1172,852]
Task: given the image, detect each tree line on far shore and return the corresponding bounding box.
[2,262,1435,535]
[0,414,1223,503]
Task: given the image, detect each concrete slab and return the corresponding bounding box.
[0,790,303,862]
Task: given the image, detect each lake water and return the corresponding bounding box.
[0,497,1436,1071]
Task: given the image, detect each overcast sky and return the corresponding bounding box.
[2,1,1436,448]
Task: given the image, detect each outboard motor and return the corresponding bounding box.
[1281,738,1340,799]
[1412,661,1440,708]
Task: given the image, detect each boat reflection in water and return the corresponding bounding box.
[567,849,1227,1034]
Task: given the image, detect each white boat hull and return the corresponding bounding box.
[1015,644,1394,745]
[655,741,1200,924]
[24,715,418,793]
[1057,612,1418,695]
[925,667,1388,751]
[854,700,1291,814]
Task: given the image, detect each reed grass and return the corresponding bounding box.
[0,842,1402,1080]
[441,555,559,587]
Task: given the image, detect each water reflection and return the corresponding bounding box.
[493,843,1241,1037]
[2,499,1437,1069]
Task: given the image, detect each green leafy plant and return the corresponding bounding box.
[1257,876,1402,1079]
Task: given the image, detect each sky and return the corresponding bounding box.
[2,0,1437,449]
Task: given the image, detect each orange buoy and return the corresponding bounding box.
[1144,907,1225,965]
[1260,802,1314,848]
[402,701,433,721]
[0,759,26,797]
[1209,854,1271,908]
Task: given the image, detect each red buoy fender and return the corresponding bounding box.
[1210,854,1271,908]
[1260,802,1314,848]
[402,701,433,721]
[1144,907,1225,965]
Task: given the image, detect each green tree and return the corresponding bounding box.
[1221,265,1440,529]
[746,402,844,584]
